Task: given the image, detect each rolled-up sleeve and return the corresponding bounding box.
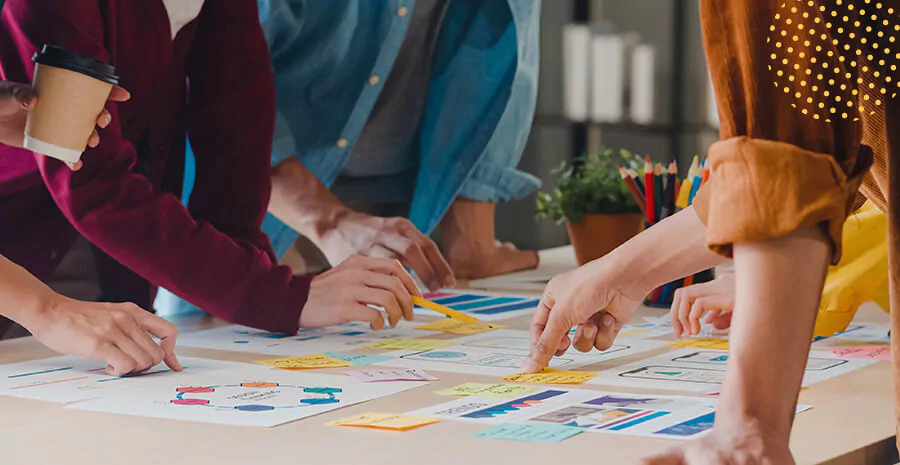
[694,0,873,263]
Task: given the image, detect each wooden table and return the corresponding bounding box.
[1,247,896,465]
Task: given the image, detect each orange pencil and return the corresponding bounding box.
[701,160,711,186]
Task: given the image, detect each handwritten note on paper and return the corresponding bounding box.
[345,368,438,383]
[323,352,393,367]
[666,338,730,350]
[435,383,539,398]
[414,319,505,335]
[501,368,597,385]
[254,353,354,370]
[829,346,891,361]
[474,423,583,443]
[363,338,457,351]
[331,413,440,431]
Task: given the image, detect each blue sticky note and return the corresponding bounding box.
[474,423,583,443]
[323,352,392,367]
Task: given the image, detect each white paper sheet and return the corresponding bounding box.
[68,368,425,427]
[588,348,876,393]
[0,356,241,403]
[813,323,891,347]
[409,387,811,441]
[177,321,440,356]
[417,290,542,322]
[378,329,662,377]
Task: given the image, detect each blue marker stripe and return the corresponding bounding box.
[471,300,540,315]
[9,366,73,378]
[430,294,489,305]
[451,297,522,311]
[608,411,669,431]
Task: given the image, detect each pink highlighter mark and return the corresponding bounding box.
[423,292,453,300]
[171,398,210,405]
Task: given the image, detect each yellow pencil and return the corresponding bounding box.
[411,296,487,326]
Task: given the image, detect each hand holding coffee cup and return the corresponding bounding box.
[21,46,129,169]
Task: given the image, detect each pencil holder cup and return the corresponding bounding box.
[644,268,715,308]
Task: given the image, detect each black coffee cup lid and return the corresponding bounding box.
[32,45,119,86]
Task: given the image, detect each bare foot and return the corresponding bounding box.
[643,421,794,465]
[440,198,539,279]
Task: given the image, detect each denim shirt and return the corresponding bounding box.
[258,0,542,258]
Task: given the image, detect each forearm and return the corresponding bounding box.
[269,157,352,243]
[601,206,726,296]
[718,227,829,438]
[0,254,52,329]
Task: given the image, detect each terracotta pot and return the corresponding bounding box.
[566,213,644,265]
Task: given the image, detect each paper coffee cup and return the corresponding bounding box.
[24,45,119,166]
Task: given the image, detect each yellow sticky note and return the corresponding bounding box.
[254,353,354,370]
[330,413,440,431]
[666,338,730,350]
[363,338,457,351]
[435,382,539,398]
[414,319,505,334]
[501,368,597,385]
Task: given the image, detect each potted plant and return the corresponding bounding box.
[536,148,644,265]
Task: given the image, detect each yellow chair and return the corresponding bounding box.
[813,201,890,337]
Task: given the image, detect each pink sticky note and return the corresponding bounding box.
[344,368,439,383]
[829,346,891,361]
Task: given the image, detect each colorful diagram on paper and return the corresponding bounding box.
[417,291,540,321]
[170,383,342,411]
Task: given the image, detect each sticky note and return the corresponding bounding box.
[323,352,392,367]
[618,328,648,338]
[435,382,539,398]
[331,413,440,431]
[474,423,583,443]
[414,319,505,334]
[254,353,353,370]
[345,368,438,383]
[501,368,597,385]
[666,338,730,350]
[829,346,891,361]
[363,338,457,351]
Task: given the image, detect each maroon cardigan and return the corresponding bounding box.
[0,0,309,334]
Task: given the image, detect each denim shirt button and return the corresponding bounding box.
[369,75,381,85]
[336,138,349,148]
[397,6,408,17]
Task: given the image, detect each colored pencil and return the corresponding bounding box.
[619,165,646,215]
[676,156,700,209]
[411,296,488,326]
[688,171,703,205]
[644,156,655,223]
[663,161,677,218]
[629,168,645,195]
[701,160,710,186]
[654,163,664,223]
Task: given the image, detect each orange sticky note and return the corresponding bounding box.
[330,413,440,431]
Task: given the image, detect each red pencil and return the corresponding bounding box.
[644,155,655,223]
[619,165,646,215]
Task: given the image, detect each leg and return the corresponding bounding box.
[646,227,829,465]
[440,197,538,279]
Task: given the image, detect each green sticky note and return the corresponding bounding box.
[323,352,392,367]
[474,423,583,443]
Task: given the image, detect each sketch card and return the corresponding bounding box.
[379,329,662,377]
[0,356,242,403]
[588,348,876,392]
[418,290,542,321]
[68,369,425,427]
[177,321,441,356]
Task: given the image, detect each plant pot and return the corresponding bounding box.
[566,213,644,266]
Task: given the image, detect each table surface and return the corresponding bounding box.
[2,247,896,465]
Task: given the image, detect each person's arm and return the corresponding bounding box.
[0,254,181,377]
[269,157,455,291]
[523,207,725,372]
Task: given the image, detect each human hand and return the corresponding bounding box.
[0,81,130,169]
[25,296,181,377]
[671,267,735,337]
[642,418,794,465]
[299,255,422,329]
[319,211,455,291]
[521,259,649,373]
